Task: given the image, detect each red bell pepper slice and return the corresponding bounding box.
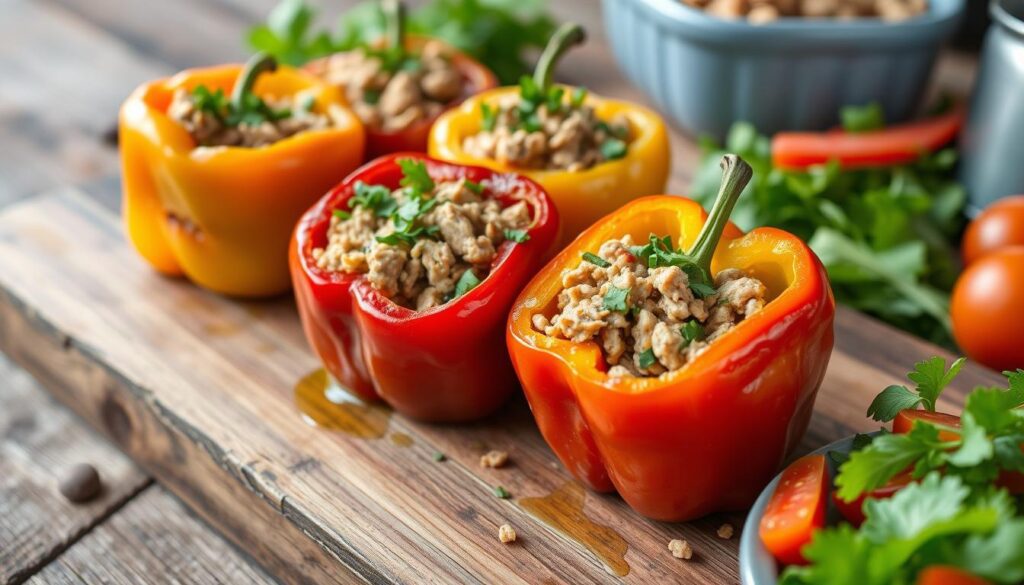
[916,566,991,585]
[759,454,828,566]
[772,105,965,170]
[290,153,558,422]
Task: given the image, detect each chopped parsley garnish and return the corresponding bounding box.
[680,320,705,345]
[398,159,435,194]
[464,180,485,195]
[582,252,610,268]
[504,229,530,243]
[866,357,966,422]
[637,348,656,369]
[332,209,351,220]
[493,485,511,499]
[689,282,717,299]
[602,286,629,313]
[432,451,446,462]
[298,93,316,112]
[362,88,382,105]
[453,269,482,299]
[349,181,398,217]
[630,234,717,296]
[350,159,441,247]
[480,103,497,132]
[191,84,291,128]
[571,87,587,108]
[600,138,627,161]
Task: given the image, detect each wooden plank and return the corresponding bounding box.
[27,487,277,585]
[0,187,1002,584]
[0,353,150,584]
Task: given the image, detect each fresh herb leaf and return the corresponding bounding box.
[828,433,876,466]
[689,282,717,299]
[191,86,230,121]
[453,269,482,299]
[504,229,530,243]
[866,385,925,422]
[362,88,382,105]
[464,180,485,195]
[350,181,398,217]
[332,209,352,220]
[835,422,944,502]
[571,86,587,108]
[298,93,315,112]
[908,356,966,411]
[841,102,886,133]
[398,159,435,194]
[600,138,627,160]
[947,411,994,468]
[637,348,656,369]
[582,252,610,268]
[480,103,497,131]
[432,451,446,462]
[493,485,511,499]
[602,286,629,313]
[680,320,704,345]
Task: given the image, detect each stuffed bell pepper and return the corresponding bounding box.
[507,155,835,521]
[428,23,670,246]
[304,0,497,158]
[120,53,365,297]
[291,153,558,422]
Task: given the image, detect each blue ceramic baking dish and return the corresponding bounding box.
[603,0,966,139]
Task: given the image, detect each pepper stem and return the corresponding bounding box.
[383,0,405,55]
[533,23,586,92]
[686,154,753,278]
[232,52,277,110]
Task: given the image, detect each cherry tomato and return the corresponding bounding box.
[759,454,827,566]
[962,195,1024,265]
[832,468,914,527]
[951,248,1024,371]
[916,566,990,585]
[893,409,962,441]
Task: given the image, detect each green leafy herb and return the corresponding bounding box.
[493,485,511,499]
[432,451,446,462]
[248,0,555,85]
[693,120,966,347]
[190,84,291,129]
[298,93,316,112]
[480,102,497,131]
[602,286,629,313]
[504,229,530,243]
[350,181,398,217]
[680,320,705,345]
[827,432,876,466]
[453,269,482,299]
[332,209,352,220]
[637,348,657,369]
[867,357,966,421]
[191,86,230,121]
[571,86,587,108]
[398,159,435,194]
[629,234,716,295]
[582,252,610,268]
[362,88,382,105]
[600,138,627,160]
[464,180,485,195]
[841,102,886,133]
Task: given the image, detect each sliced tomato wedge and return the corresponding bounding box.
[916,566,991,585]
[771,105,965,170]
[759,454,828,566]
[832,468,914,527]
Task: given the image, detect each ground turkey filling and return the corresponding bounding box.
[462,92,632,172]
[312,175,532,310]
[532,235,769,377]
[683,0,927,23]
[168,88,341,148]
[310,41,464,132]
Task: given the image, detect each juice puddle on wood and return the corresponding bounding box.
[520,481,629,576]
[389,432,413,447]
[294,369,390,438]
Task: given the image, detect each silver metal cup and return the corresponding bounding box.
[960,0,1024,214]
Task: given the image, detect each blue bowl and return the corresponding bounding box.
[602,0,966,139]
[739,434,871,585]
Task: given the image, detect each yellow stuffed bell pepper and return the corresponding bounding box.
[120,53,365,297]
[428,23,670,247]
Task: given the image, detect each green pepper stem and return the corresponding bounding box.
[686,154,753,276]
[383,0,405,55]
[232,52,277,110]
[533,23,586,92]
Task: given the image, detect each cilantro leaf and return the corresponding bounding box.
[600,138,627,160]
[464,180,484,195]
[860,472,968,543]
[959,519,1024,583]
[492,485,511,499]
[836,423,943,502]
[503,229,529,243]
[480,103,497,132]
[453,269,481,299]
[582,252,610,268]
[947,411,994,468]
[680,320,704,345]
[689,281,717,299]
[866,385,925,422]
[602,286,629,313]
[398,159,435,194]
[571,87,587,108]
[907,356,965,411]
[841,102,886,133]
[637,348,656,369]
[332,209,351,220]
[350,181,398,217]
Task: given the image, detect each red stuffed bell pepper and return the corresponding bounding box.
[507,155,835,520]
[291,153,558,422]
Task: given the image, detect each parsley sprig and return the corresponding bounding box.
[866,356,966,422]
[339,159,441,247]
[190,53,293,130]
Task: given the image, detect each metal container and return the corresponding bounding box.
[602,0,965,140]
[960,0,1024,214]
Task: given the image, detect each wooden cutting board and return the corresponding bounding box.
[0,188,1001,584]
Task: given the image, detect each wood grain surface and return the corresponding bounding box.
[0,187,1002,584]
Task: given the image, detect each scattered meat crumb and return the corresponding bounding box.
[717,523,734,539]
[480,450,509,468]
[498,523,517,544]
[668,538,693,560]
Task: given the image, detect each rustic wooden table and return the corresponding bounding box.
[0,1,992,584]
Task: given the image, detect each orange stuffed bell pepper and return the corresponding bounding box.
[120,53,365,297]
[507,155,835,521]
[429,23,670,246]
[304,0,497,159]
[291,153,558,422]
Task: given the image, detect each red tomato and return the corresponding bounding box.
[759,454,828,566]
[962,196,1024,265]
[951,248,1024,371]
[832,469,914,527]
[893,409,962,441]
[916,566,990,585]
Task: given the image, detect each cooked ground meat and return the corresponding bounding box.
[167,88,341,148]
[462,93,632,172]
[309,40,464,132]
[683,0,928,22]
[312,178,532,310]
[532,235,768,377]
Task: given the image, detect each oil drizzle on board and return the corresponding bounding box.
[520,481,630,576]
[294,369,390,439]
[389,432,413,447]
